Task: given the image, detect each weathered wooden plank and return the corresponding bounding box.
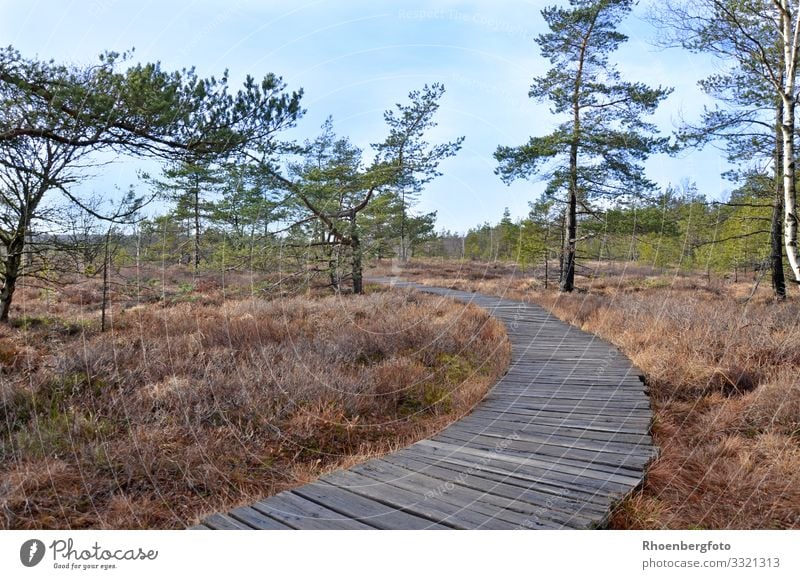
[201,513,252,530]
[466,408,654,436]
[508,373,642,383]
[454,416,655,450]
[490,389,650,404]
[415,439,643,488]
[293,481,448,530]
[398,446,616,508]
[509,358,637,365]
[459,403,654,425]
[252,492,374,530]
[459,418,654,448]
[495,387,646,398]
[382,453,599,529]
[435,428,653,472]
[497,379,647,391]
[403,444,633,501]
[351,459,555,529]
[493,392,650,405]
[476,400,653,422]
[502,373,642,381]
[481,399,651,415]
[484,390,651,406]
[229,506,295,530]
[443,422,655,458]
[323,469,514,529]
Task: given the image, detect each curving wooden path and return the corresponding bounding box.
[192,280,656,530]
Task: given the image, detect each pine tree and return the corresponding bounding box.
[152,160,223,271]
[495,0,671,291]
[374,84,464,262]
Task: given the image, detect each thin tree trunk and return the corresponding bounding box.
[351,212,363,294]
[561,187,577,292]
[771,195,787,297]
[772,106,787,299]
[781,1,800,285]
[544,253,549,290]
[745,260,767,303]
[562,95,580,292]
[780,105,799,284]
[400,187,407,262]
[101,229,111,332]
[543,223,549,289]
[193,179,201,272]
[559,210,565,281]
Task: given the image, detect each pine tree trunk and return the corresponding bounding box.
[561,186,577,292]
[399,187,407,262]
[351,212,363,294]
[543,225,549,290]
[193,179,201,272]
[544,252,549,290]
[558,211,565,282]
[560,16,593,293]
[562,94,580,293]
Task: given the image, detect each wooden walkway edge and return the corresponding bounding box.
[192,279,657,530]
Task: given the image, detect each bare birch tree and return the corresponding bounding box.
[654,0,800,290]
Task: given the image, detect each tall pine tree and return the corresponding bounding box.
[495,0,671,291]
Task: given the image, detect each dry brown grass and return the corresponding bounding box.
[0,268,510,529]
[377,258,800,529]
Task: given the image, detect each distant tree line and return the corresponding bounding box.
[419,176,777,284]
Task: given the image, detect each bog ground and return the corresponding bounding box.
[0,268,509,529]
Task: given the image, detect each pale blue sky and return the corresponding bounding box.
[1,0,732,232]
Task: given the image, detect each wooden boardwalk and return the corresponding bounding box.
[193,280,656,530]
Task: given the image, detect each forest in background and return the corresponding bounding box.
[423,176,775,284]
